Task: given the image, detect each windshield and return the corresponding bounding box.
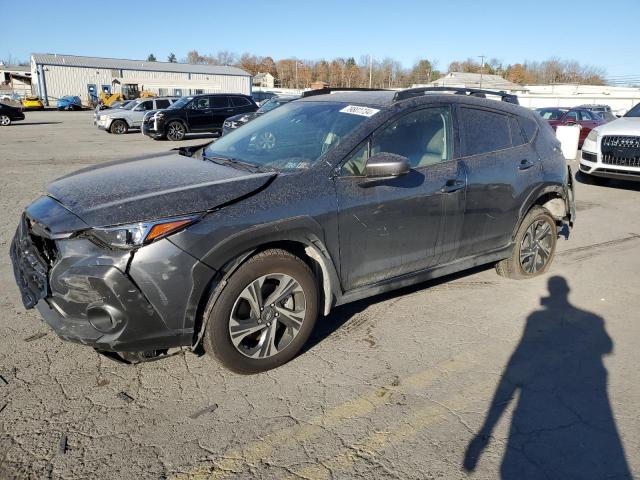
[168,96,193,109]
[123,100,138,110]
[203,101,371,171]
[625,104,640,117]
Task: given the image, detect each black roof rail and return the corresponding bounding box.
[393,87,520,105]
[301,87,390,98]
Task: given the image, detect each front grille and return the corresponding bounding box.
[602,136,640,149]
[601,135,640,167]
[601,155,640,168]
[10,216,51,309]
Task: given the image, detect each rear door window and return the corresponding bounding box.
[460,108,512,156]
[565,111,579,122]
[211,96,230,108]
[579,110,594,121]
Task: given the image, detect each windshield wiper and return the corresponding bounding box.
[201,154,268,173]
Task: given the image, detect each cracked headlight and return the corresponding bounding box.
[87,215,200,249]
[586,129,599,142]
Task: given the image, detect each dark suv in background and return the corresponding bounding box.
[142,93,257,141]
[10,87,575,373]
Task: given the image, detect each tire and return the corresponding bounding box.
[203,249,319,374]
[110,119,128,135]
[0,115,10,126]
[166,121,186,141]
[496,206,557,280]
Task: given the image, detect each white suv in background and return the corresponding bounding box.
[96,97,177,134]
[580,103,640,184]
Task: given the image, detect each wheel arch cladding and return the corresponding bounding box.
[187,233,341,349]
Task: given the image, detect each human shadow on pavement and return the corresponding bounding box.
[463,276,631,479]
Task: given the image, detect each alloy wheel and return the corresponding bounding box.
[167,123,185,141]
[0,115,10,126]
[229,273,306,359]
[113,121,126,134]
[519,219,553,274]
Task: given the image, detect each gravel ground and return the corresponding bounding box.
[1,110,639,480]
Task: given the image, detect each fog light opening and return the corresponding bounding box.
[87,306,117,333]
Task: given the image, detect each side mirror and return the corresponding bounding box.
[364,152,410,178]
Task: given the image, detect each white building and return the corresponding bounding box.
[518,84,640,114]
[0,64,32,99]
[31,53,253,106]
[423,72,640,115]
[427,71,527,93]
[253,72,275,89]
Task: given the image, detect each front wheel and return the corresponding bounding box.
[203,249,318,374]
[166,121,186,141]
[0,115,11,126]
[110,119,128,134]
[496,206,557,279]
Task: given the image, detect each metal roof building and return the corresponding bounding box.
[31,53,252,106]
[426,72,527,92]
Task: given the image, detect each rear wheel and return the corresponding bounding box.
[203,249,318,374]
[496,206,557,279]
[166,121,186,141]
[0,115,10,126]
[110,119,128,134]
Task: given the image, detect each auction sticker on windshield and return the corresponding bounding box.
[340,105,380,117]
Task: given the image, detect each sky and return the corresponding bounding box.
[2,0,639,81]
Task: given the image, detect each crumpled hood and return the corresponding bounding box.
[593,117,640,136]
[46,152,275,227]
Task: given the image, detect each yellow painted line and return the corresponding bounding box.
[171,357,472,480]
[283,380,496,480]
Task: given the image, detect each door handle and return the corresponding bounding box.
[519,159,535,170]
[441,179,465,193]
[226,109,234,112]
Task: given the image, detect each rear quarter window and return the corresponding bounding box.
[519,116,539,143]
[232,96,252,107]
[155,99,170,109]
[510,117,526,146]
[460,107,512,156]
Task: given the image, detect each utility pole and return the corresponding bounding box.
[478,55,486,89]
[369,55,373,89]
[295,60,298,90]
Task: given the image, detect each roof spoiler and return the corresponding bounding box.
[301,87,390,98]
[393,87,519,105]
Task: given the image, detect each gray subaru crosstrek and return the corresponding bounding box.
[10,87,575,373]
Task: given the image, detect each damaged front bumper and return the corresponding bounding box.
[10,196,215,353]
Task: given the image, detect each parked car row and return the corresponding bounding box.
[535,106,606,148]
[90,90,308,140]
